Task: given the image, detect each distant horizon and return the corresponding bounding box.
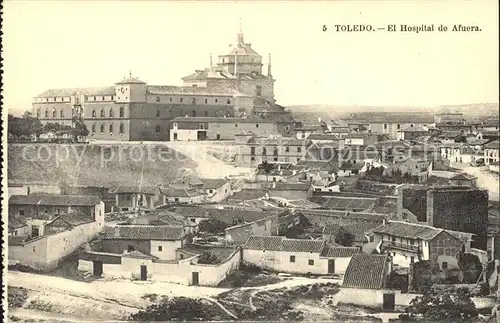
[3,1,498,116]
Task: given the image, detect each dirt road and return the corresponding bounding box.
[451,163,499,201]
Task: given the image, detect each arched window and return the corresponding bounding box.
[262,147,267,155]
[100,124,105,133]
[52,109,57,118]
[156,96,160,103]
[100,109,105,118]
[92,124,96,133]
[192,110,196,117]
[44,110,48,118]
[205,99,208,104]
[109,124,113,134]
[60,110,64,118]
[273,146,278,156]
[119,122,124,133]
[109,109,114,118]
[92,110,96,118]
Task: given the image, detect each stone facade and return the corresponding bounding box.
[428,231,462,270]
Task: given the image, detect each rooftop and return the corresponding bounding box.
[166,205,277,225]
[312,196,377,211]
[229,189,268,201]
[9,194,102,206]
[100,225,185,241]
[372,220,460,241]
[342,254,389,289]
[170,116,274,124]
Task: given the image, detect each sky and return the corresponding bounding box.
[2,0,499,116]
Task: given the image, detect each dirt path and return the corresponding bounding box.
[451,163,499,201]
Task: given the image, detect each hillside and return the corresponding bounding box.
[7,144,196,188]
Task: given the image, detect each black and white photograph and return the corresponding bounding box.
[2,1,499,322]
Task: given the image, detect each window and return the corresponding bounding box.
[410,256,415,263]
[273,157,278,161]
[391,236,396,242]
[410,124,414,127]
[209,189,214,193]
[158,246,163,251]
[92,124,96,133]
[290,255,296,263]
[273,147,278,155]
[169,98,173,102]
[397,124,401,129]
[251,157,255,161]
[128,245,134,252]
[102,96,105,100]
[100,109,105,118]
[173,133,178,140]
[60,110,64,118]
[199,124,205,130]
[256,124,259,128]
[297,147,301,153]
[180,254,184,259]
[109,124,113,134]
[442,262,448,270]
[52,109,57,118]
[285,147,289,152]
[173,123,178,129]
[156,96,160,103]
[119,123,124,133]
[262,147,267,155]
[125,195,131,201]
[33,246,36,252]
[205,111,208,117]
[180,98,183,103]
[235,124,238,127]
[119,106,124,118]
[192,98,196,104]
[384,124,388,129]
[19,209,25,216]
[215,99,218,103]
[250,147,256,155]
[256,85,262,96]
[205,99,208,104]
[190,218,196,223]
[100,124,105,134]
[227,99,231,104]
[192,110,196,117]
[45,110,48,118]
[156,108,160,117]
[93,96,96,101]
[308,259,314,266]
[156,125,160,133]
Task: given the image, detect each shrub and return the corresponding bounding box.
[197,252,220,265]
[8,287,29,308]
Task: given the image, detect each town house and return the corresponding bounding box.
[111,185,161,212]
[371,220,470,269]
[484,140,499,165]
[242,235,359,275]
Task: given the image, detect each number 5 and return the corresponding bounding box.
[323,25,327,32]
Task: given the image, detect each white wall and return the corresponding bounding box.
[150,240,183,261]
[170,129,201,141]
[242,249,352,275]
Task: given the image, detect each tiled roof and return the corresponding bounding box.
[485,140,499,149]
[295,160,335,172]
[308,133,342,140]
[293,208,387,223]
[372,221,444,240]
[166,206,277,225]
[243,236,284,251]
[319,245,359,258]
[281,239,325,253]
[318,196,377,211]
[400,126,428,132]
[178,244,238,264]
[294,125,323,131]
[170,116,275,124]
[225,42,260,56]
[35,86,116,98]
[8,235,32,245]
[229,189,268,201]
[115,77,146,84]
[46,211,95,227]
[200,179,228,189]
[111,186,158,195]
[9,194,101,206]
[247,138,310,146]
[267,182,312,191]
[161,187,201,198]
[342,254,389,289]
[121,250,158,260]
[100,225,184,240]
[147,85,241,96]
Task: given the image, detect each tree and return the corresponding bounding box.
[198,218,229,234]
[8,112,43,140]
[399,287,478,322]
[335,229,355,247]
[70,120,89,142]
[197,252,219,265]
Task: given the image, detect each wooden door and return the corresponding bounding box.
[192,272,199,286]
[140,265,147,281]
[383,293,395,312]
[328,259,336,274]
[93,261,103,277]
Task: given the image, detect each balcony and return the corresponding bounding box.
[382,240,420,253]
